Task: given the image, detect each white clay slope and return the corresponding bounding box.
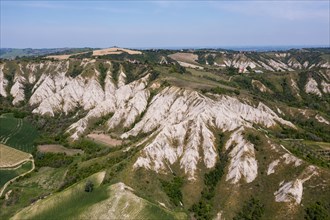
[305,77,322,96]
[0,60,307,184]
[122,87,295,181]
[30,62,106,116]
[67,72,150,140]
[274,166,317,204]
[10,75,26,105]
[224,127,258,183]
[321,80,330,93]
[0,65,8,97]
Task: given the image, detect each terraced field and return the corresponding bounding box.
[0,114,38,153]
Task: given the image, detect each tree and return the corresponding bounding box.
[85,180,94,192]
[305,201,329,220]
[233,197,265,220]
[206,55,214,65]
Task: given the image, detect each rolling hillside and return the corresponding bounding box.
[0,48,329,219]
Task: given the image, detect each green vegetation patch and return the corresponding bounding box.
[12,171,106,220]
[31,185,108,220]
[233,197,265,220]
[160,176,184,206]
[304,201,330,220]
[0,161,33,188]
[34,152,74,168]
[191,133,229,220]
[0,114,38,153]
[281,140,330,169]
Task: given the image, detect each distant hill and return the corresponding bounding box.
[0,48,94,59]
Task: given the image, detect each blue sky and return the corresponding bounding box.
[1,0,329,48]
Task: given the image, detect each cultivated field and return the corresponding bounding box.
[169,52,199,64]
[46,47,142,59]
[46,54,73,60]
[37,144,83,156]
[0,114,38,153]
[0,144,31,168]
[92,47,142,56]
[87,133,123,147]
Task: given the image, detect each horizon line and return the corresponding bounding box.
[1,44,329,50]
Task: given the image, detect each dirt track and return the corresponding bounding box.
[0,159,35,197]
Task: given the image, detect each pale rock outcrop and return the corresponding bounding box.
[275,179,304,204]
[267,150,302,175]
[320,62,330,69]
[275,53,289,58]
[288,58,302,69]
[274,166,317,204]
[225,127,258,183]
[127,87,294,180]
[224,54,259,73]
[315,115,330,125]
[66,70,116,139]
[118,69,127,88]
[67,73,150,140]
[321,80,330,93]
[81,78,105,110]
[107,74,150,129]
[267,59,293,71]
[26,63,41,84]
[290,78,301,98]
[1,60,303,183]
[252,79,271,93]
[305,77,322,96]
[282,153,302,167]
[303,61,309,68]
[267,159,280,175]
[10,74,26,105]
[259,62,274,71]
[30,75,57,106]
[0,65,8,97]
[30,63,106,116]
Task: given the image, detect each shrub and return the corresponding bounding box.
[98,63,108,89]
[206,55,214,65]
[68,64,83,78]
[191,133,227,220]
[160,176,184,206]
[233,197,265,220]
[85,180,94,193]
[169,62,186,74]
[34,152,73,168]
[305,201,329,220]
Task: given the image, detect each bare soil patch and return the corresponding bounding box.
[37,145,83,156]
[169,52,199,64]
[87,133,123,147]
[177,61,204,70]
